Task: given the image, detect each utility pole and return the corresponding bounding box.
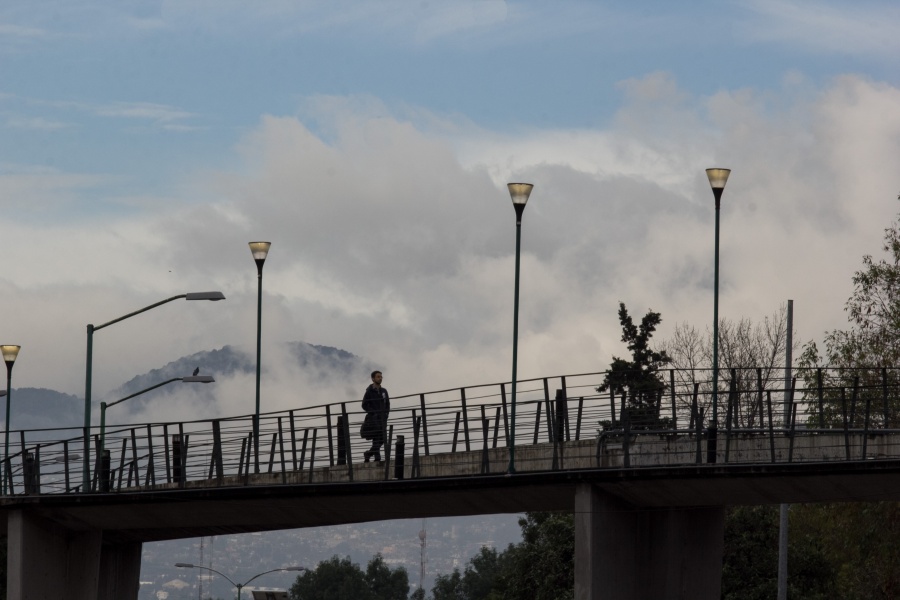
[777,299,793,600]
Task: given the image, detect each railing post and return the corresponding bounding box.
[299,429,309,471]
[172,434,184,487]
[23,451,36,495]
[500,383,510,446]
[481,407,490,474]
[693,383,702,464]
[419,394,430,456]
[840,387,851,460]
[576,397,584,441]
[326,405,335,466]
[670,369,677,431]
[211,420,224,482]
[336,415,347,466]
[765,390,776,463]
[394,435,405,480]
[384,425,394,481]
[289,410,298,471]
[343,414,354,482]
[100,449,111,492]
[308,428,317,484]
[533,401,542,445]
[816,368,825,429]
[412,415,421,478]
[460,389,471,452]
[145,424,156,487]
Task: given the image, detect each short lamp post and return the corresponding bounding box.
[2,345,20,496]
[507,183,533,474]
[249,241,271,474]
[83,291,225,489]
[175,562,306,599]
[99,375,215,462]
[706,167,731,464]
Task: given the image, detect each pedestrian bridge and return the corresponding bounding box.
[4,367,900,599]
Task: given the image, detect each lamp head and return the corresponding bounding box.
[705,168,731,208]
[175,563,195,568]
[1,345,20,369]
[507,183,533,223]
[249,241,271,274]
[249,241,271,261]
[185,292,225,301]
[182,375,215,383]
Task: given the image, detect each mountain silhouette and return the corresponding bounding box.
[5,342,371,432]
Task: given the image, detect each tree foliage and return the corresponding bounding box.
[722,506,833,600]
[799,198,900,426]
[789,197,900,596]
[429,512,574,600]
[597,302,671,429]
[290,554,409,600]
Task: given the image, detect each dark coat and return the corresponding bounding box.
[360,384,390,441]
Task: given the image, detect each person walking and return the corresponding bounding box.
[361,370,390,462]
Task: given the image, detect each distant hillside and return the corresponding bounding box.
[5,387,83,433]
[4,342,371,432]
[115,342,370,397]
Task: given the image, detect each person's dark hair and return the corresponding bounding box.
[371,370,382,379]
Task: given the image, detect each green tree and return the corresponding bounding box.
[722,506,834,600]
[366,554,411,600]
[799,197,900,427]
[791,502,900,599]
[430,512,574,600]
[790,197,900,597]
[597,302,671,429]
[430,570,463,600]
[290,554,409,600]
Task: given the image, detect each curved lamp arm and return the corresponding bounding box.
[175,563,238,587]
[242,566,308,587]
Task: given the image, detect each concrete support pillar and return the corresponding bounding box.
[98,539,142,600]
[7,510,142,600]
[575,484,725,600]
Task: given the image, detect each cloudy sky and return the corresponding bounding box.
[2,0,900,423]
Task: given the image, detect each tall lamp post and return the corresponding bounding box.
[175,562,306,599]
[249,241,271,473]
[2,345,20,496]
[706,167,730,464]
[84,291,225,489]
[506,183,533,474]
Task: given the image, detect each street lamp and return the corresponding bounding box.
[249,241,271,473]
[83,291,225,489]
[175,562,306,599]
[100,375,215,460]
[506,183,533,474]
[2,345,20,496]
[706,167,730,464]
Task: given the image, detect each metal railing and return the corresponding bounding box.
[4,367,900,496]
